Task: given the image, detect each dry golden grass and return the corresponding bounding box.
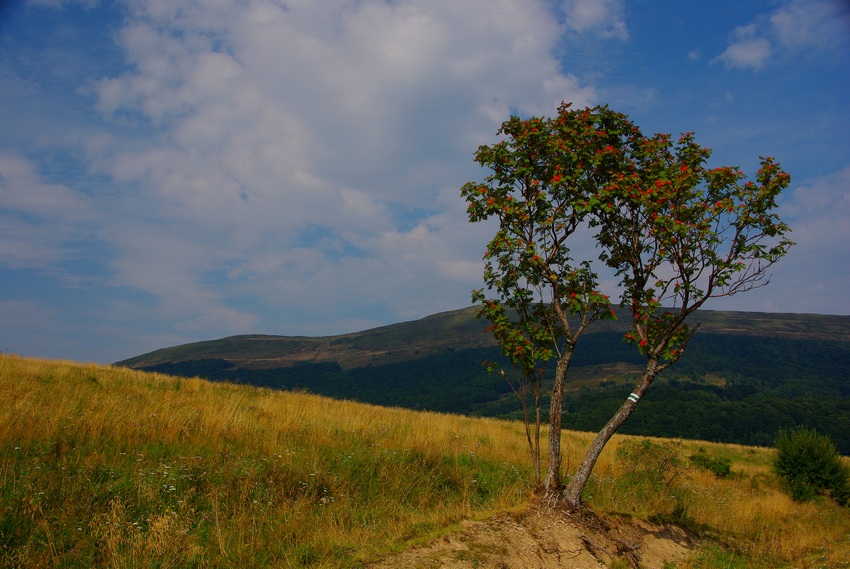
[0,355,533,567]
[582,435,850,567]
[1,354,848,568]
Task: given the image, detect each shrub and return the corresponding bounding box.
[689,448,732,478]
[616,439,686,491]
[773,426,849,505]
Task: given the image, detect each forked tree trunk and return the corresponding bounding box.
[564,357,660,508]
[543,357,570,492]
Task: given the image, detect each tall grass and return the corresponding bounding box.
[1,355,531,567]
[583,438,850,567]
[1,355,848,567]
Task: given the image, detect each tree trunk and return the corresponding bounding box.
[543,357,570,492]
[564,358,659,508]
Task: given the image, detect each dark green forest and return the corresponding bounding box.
[140,331,850,455]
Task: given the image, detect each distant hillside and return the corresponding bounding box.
[117,306,496,370]
[117,306,849,369]
[117,307,850,454]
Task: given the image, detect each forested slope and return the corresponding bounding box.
[118,308,850,453]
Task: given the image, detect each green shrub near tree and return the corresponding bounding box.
[689,448,732,478]
[773,426,849,506]
[616,439,687,491]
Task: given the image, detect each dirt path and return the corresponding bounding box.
[369,500,696,568]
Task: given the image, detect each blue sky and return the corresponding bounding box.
[1,0,848,364]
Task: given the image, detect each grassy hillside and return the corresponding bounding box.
[117,307,850,455]
[2,355,848,567]
[1,355,530,567]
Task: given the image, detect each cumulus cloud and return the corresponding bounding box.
[713,0,849,71]
[770,0,850,51]
[712,24,773,70]
[562,0,628,40]
[77,0,598,335]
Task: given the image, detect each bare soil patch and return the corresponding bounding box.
[369,500,696,568]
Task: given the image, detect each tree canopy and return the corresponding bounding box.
[462,103,793,506]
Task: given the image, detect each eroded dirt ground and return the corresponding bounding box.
[369,500,696,568]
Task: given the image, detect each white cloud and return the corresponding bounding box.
[712,25,773,70]
[99,219,260,333]
[76,0,598,335]
[713,0,849,71]
[770,0,850,51]
[562,0,628,40]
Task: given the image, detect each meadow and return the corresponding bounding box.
[1,354,848,567]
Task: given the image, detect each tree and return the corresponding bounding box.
[461,112,616,493]
[561,106,794,507]
[463,103,793,505]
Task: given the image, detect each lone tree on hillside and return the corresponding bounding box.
[463,103,793,505]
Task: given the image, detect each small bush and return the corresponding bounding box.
[616,439,686,491]
[689,448,732,478]
[773,426,849,506]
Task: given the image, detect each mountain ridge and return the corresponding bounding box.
[116,305,850,370]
